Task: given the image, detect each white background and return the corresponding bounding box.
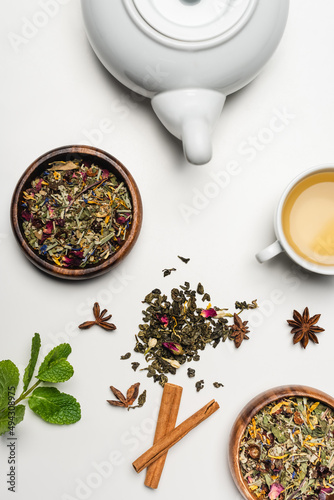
[1,1,334,499]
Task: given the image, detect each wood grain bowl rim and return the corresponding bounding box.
[10,145,143,280]
[228,385,334,500]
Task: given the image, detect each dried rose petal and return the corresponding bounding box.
[115,214,128,224]
[156,314,169,327]
[43,221,53,234]
[21,210,33,222]
[200,308,217,318]
[34,179,43,192]
[268,483,284,500]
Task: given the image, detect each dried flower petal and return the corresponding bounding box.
[268,483,284,500]
[200,308,217,318]
[156,314,169,327]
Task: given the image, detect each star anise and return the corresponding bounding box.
[107,383,140,408]
[78,302,116,331]
[230,313,250,348]
[287,307,324,348]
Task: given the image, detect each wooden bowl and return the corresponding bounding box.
[229,385,334,500]
[11,145,143,280]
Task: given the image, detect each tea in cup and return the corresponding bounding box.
[256,165,334,275]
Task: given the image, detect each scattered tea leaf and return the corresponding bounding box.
[178,256,190,264]
[213,382,224,388]
[162,268,176,277]
[131,362,140,372]
[128,390,147,410]
[195,380,204,392]
[134,282,257,386]
[120,352,131,360]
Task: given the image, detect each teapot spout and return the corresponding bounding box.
[151,89,226,165]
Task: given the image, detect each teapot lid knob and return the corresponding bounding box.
[130,0,257,44]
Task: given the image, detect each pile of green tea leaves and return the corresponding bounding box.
[0,333,81,435]
[20,160,132,268]
[133,282,257,387]
[239,397,334,500]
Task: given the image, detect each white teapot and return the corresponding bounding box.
[81,0,289,164]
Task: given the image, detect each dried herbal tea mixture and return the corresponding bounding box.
[239,397,334,500]
[20,160,132,268]
[132,282,257,387]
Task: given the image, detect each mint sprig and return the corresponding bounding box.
[0,334,81,435]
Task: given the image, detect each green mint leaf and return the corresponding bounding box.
[28,387,81,425]
[38,343,71,372]
[37,343,73,383]
[0,405,25,436]
[0,360,20,411]
[23,333,41,391]
[37,359,74,383]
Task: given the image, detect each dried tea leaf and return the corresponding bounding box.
[195,380,204,392]
[133,282,255,386]
[213,382,224,388]
[162,268,176,277]
[131,362,140,371]
[128,390,147,410]
[49,161,80,171]
[120,353,131,360]
[178,256,190,264]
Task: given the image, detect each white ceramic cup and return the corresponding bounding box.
[256,164,334,275]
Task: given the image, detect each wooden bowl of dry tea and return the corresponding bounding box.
[229,385,334,500]
[11,145,143,279]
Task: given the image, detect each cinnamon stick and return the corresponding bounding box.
[145,383,183,489]
[133,399,219,474]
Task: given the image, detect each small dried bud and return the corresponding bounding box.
[162,358,181,369]
[162,342,184,355]
[148,338,157,348]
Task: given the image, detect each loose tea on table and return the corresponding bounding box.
[239,397,334,500]
[132,282,257,387]
[20,160,133,268]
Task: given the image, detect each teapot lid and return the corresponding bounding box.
[129,0,257,45]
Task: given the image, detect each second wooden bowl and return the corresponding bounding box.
[229,385,334,500]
